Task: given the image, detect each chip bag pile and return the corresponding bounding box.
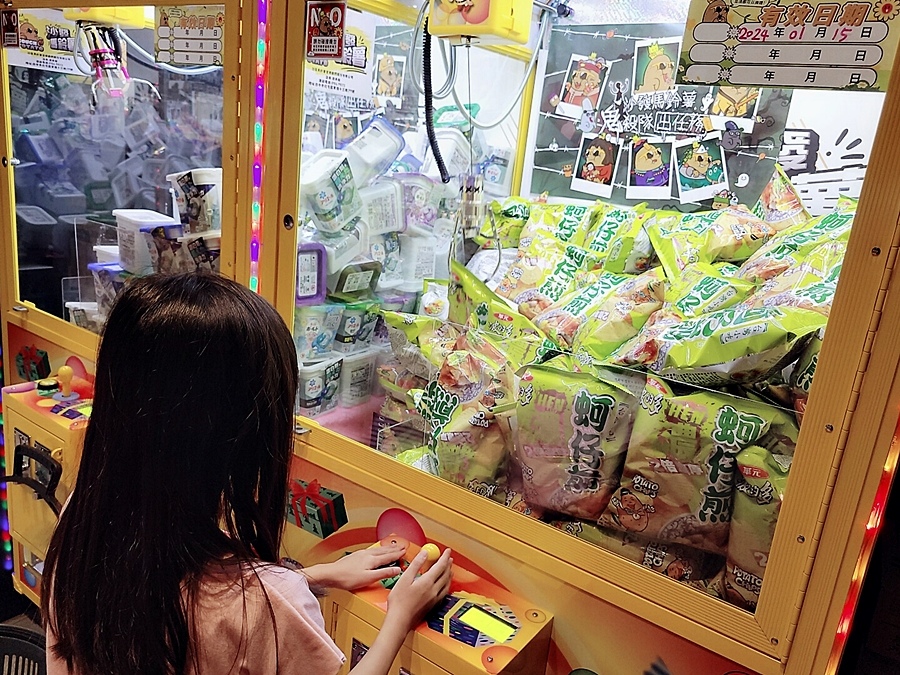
[370,168,849,614]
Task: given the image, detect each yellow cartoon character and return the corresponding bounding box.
[631,138,670,187]
[612,488,652,533]
[678,143,724,190]
[703,0,730,23]
[334,115,357,146]
[432,0,467,26]
[635,43,675,94]
[580,137,615,185]
[562,58,605,109]
[377,55,402,97]
[712,86,759,117]
[18,22,43,50]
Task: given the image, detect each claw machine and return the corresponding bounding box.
[267,0,900,673]
[0,0,253,604]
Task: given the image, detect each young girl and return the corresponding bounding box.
[42,273,452,674]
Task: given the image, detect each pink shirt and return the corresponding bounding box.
[47,564,346,674]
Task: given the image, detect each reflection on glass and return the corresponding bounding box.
[8,7,224,328]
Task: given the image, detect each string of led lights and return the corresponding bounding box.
[0,346,9,573]
[248,0,271,294]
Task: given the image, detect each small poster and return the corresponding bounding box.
[155,5,225,66]
[304,8,376,105]
[6,9,79,74]
[680,0,900,92]
[1,10,19,48]
[306,1,346,60]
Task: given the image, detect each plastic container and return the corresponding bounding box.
[166,167,222,233]
[396,174,439,231]
[294,304,344,360]
[297,354,344,418]
[482,147,513,197]
[369,232,403,282]
[377,280,419,313]
[422,128,472,182]
[345,117,405,186]
[360,180,405,235]
[37,181,87,215]
[15,205,57,253]
[113,209,180,275]
[339,348,378,407]
[327,259,382,297]
[143,224,189,274]
[399,226,438,283]
[178,230,222,272]
[65,301,99,329]
[299,150,363,234]
[296,241,328,305]
[333,300,381,354]
[88,262,127,316]
[313,225,365,275]
[93,245,120,264]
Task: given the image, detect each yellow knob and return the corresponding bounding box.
[421,543,440,562]
[58,365,74,397]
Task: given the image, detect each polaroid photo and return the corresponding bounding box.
[333,113,360,148]
[571,134,622,199]
[632,38,681,98]
[555,54,608,121]
[304,112,328,145]
[674,132,730,204]
[626,137,674,201]
[707,86,761,133]
[374,53,406,109]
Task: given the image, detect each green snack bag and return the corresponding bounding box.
[515,357,637,520]
[753,164,811,232]
[614,306,827,387]
[518,202,594,248]
[665,262,755,319]
[598,376,778,555]
[570,267,667,365]
[648,207,776,280]
[383,311,461,375]
[738,198,856,283]
[474,197,531,249]
[603,210,655,274]
[450,259,496,326]
[724,444,791,610]
[395,445,440,476]
[583,203,644,260]
[552,520,725,593]
[496,235,603,318]
[790,327,824,425]
[532,271,634,349]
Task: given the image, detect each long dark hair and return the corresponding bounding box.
[42,273,299,674]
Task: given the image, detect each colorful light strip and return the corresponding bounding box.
[0,346,8,572]
[827,431,900,672]
[249,0,270,293]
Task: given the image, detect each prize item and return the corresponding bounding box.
[314,225,365,276]
[339,348,378,407]
[397,173,440,231]
[297,354,344,417]
[583,203,644,263]
[790,327,825,425]
[569,267,667,364]
[737,197,857,283]
[613,306,827,387]
[602,210,655,274]
[333,300,381,354]
[328,259,382,296]
[294,304,344,360]
[113,209,180,276]
[466,248,519,291]
[552,520,725,595]
[360,180,406,235]
[88,262,128,316]
[515,357,637,519]
[753,164,811,232]
[725,444,791,610]
[399,227,438,283]
[420,280,450,320]
[166,167,222,233]
[345,117,405,186]
[369,231,403,282]
[474,197,531,249]
[300,150,364,234]
[296,241,328,305]
[664,262,755,319]
[383,311,461,376]
[599,376,779,555]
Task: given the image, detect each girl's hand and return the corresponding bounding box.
[304,543,407,591]
[385,548,453,634]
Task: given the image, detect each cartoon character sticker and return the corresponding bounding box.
[706,86,761,133]
[333,113,359,148]
[374,53,406,108]
[632,39,679,96]
[703,0,730,23]
[626,136,673,200]
[555,54,608,120]
[674,132,730,203]
[18,21,43,51]
[571,134,621,199]
[432,0,490,25]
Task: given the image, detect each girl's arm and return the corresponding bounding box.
[351,548,453,675]
[301,544,406,590]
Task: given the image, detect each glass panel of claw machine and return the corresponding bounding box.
[5,5,227,332]
[294,1,529,447]
[301,0,889,646]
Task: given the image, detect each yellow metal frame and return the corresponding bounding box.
[271,5,900,675]
[0,0,248,364]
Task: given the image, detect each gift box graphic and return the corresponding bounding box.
[287,478,348,538]
[16,344,51,381]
